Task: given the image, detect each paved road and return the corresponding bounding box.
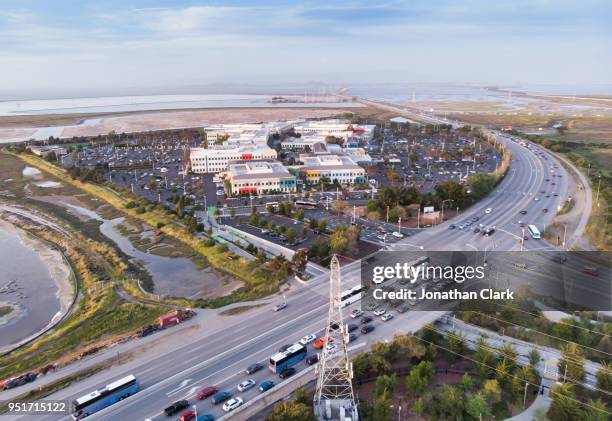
[0,107,589,421]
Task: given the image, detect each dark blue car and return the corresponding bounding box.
[259,380,275,392]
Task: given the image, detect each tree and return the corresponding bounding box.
[435,180,468,208]
[583,398,609,421]
[330,228,348,255]
[286,227,296,244]
[466,393,491,420]
[413,398,424,417]
[292,250,307,273]
[468,173,497,200]
[406,367,428,397]
[461,372,473,391]
[372,390,392,421]
[406,361,433,397]
[558,342,586,388]
[434,385,465,420]
[529,348,541,369]
[267,401,316,421]
[500,343,518,371]
[300,226,308,239]
[318,219,327,233]
[596,361,611,393]
[548,383,581,421]
[446,332,466,362]
[374,374,397,399]
[475,336,493,380]
[295,208,305,221]
[482,379,502,404]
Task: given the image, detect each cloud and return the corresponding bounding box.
[0,0,610,95]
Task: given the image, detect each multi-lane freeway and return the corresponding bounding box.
[0,103,589,421]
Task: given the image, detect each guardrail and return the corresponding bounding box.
[218,365,317,421]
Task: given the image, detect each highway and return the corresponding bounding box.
[0,104,587,421]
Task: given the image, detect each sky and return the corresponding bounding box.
[1,0,611,98]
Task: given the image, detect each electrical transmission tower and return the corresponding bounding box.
[314,255,358,421]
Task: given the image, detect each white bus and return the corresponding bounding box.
[528,224,541,239]
[340,285,362,307]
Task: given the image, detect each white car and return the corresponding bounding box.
[299,334,317,345]
[237,379,256,392]
[223,397,244,412]
[216,190,225,196]
[485,208,492,214]
[350,309,364,318]
[534,197,539,201]
[391,231,404,238]
[373,309,386,316]
[381,313,394,322]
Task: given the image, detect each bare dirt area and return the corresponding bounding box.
[0,128,36,139]
[60,107,349,137]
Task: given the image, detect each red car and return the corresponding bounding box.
[196,386,218,400]
[179,410,196,421]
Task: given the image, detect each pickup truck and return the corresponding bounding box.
[164,400,189,416]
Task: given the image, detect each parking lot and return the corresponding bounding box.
[365,131,500,192]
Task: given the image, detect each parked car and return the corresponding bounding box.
[350,309,364,318]
[347,323,359,332]
[373,308,385,316]
[360,316,373,324]
[361,325,375,334]
[348,333,358,342]
[381,313,394,322]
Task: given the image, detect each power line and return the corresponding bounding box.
[427,325,611,398]
[464,311,612,360]
[411,334,612,417]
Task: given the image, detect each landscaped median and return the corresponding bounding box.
[16,153,292,306]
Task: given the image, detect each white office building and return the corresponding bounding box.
[302,155,366,185]
[189,145,277,173]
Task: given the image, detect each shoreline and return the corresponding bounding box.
[0,218,74,326]
[0,105,359,129]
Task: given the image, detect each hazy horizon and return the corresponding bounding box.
[1,0,611,100]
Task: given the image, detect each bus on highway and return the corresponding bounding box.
[72,375,140,419]
[294,200,318,209]
[268,344,307,373]
[527,224,541,239]
[340,285,363,308]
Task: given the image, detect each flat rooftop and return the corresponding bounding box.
[229,161,292,180]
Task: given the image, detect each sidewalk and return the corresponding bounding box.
[506,380,552,421]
